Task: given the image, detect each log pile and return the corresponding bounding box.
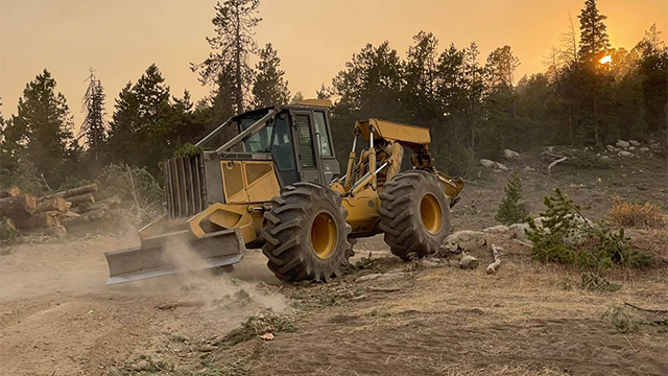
[0,184,124,240]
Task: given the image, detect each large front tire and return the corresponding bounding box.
[379,170,451,260]
[261,182,354,282]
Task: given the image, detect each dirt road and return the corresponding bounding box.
[0,236,289,376]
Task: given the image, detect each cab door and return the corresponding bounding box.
[291,111,325,184]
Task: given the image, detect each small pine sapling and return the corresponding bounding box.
[495,170,528,225]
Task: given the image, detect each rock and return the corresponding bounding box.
[479,159,496,168]
[524,166,536,172]
[629,140,640,147]
[599,155,612,162]
[199,344,217,352]
[479,159,508,171]
[650,143,661,150]
[616,140,630,149]
[439,230,487,256]
[420,259,440,268]
[459,255,479,270]
[259,333,275,341]
[628,146,635,151]
[482,225,509,234]
[508,223,530,241]
[639,147,650,153]
[606,145,616,152]
[495,162,509,171]
[503,149,520,159]
[618,150,633,157]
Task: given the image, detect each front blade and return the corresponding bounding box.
[104,228,245,285]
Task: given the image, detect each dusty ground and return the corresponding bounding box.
[1,149,667,376]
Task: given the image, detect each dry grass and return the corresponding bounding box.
[607,197,667,229]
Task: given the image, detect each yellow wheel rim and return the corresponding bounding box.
[311,212,338,259]
[420,193,443,235]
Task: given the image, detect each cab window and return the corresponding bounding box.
[313,111,333,158]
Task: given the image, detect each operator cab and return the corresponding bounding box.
[198,100,340,188]
[231,103,339,186]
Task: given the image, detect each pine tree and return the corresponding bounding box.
[11,69,76,186]
[80,69,108,166]
[577,0,611,64]
[252,43,290,108]
[495,170,528,225]
[108,64,176,175]
[290,91,304,104]
[192,0,262,114]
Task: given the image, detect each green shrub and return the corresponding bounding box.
[527,188,652,269]
[495,170,528,225]
[174,143,204,158]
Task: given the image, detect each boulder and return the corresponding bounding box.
[628,140,640,147]
[628,146,635,151]
[439,230,487,256]
[482,225,509,234]
[479,159,508,171]
[479,159,496,169]
[495,162,509,171]
[599,155,612,162]
[616,140,630,149]
[508,223,531,242]
[606,145,617,153]
[503,149,520,159]
[618,150,633,157]
[639,147,650,153]
[524,166,536,172]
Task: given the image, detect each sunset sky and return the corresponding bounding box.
[1,0,666,130]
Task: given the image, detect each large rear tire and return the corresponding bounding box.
[379,170,451,260]
[261,182,354,282]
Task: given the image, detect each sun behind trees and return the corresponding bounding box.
[0,0,665,191]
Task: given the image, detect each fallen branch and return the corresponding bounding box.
[486,244,501,274]
[548,156,568,175]
[157,299,206,310]
[66,192,95,206]
[367,287,401,293]
[624,302,668,314]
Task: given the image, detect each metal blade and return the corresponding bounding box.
[104,228,245,285]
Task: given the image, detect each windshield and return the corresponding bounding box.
[241,116,274,152]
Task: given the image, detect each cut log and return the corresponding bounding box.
[37,183,98,202]
[459,255,479,270]
[0,194,37,220]
[71,202,108,214]
[36,197,71,213]
[62,208,106,227]
[14,212,61,229]
[0,186,21,198]
[66,193,95,206]
[0,217,19,241]
[24,225,67,239]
